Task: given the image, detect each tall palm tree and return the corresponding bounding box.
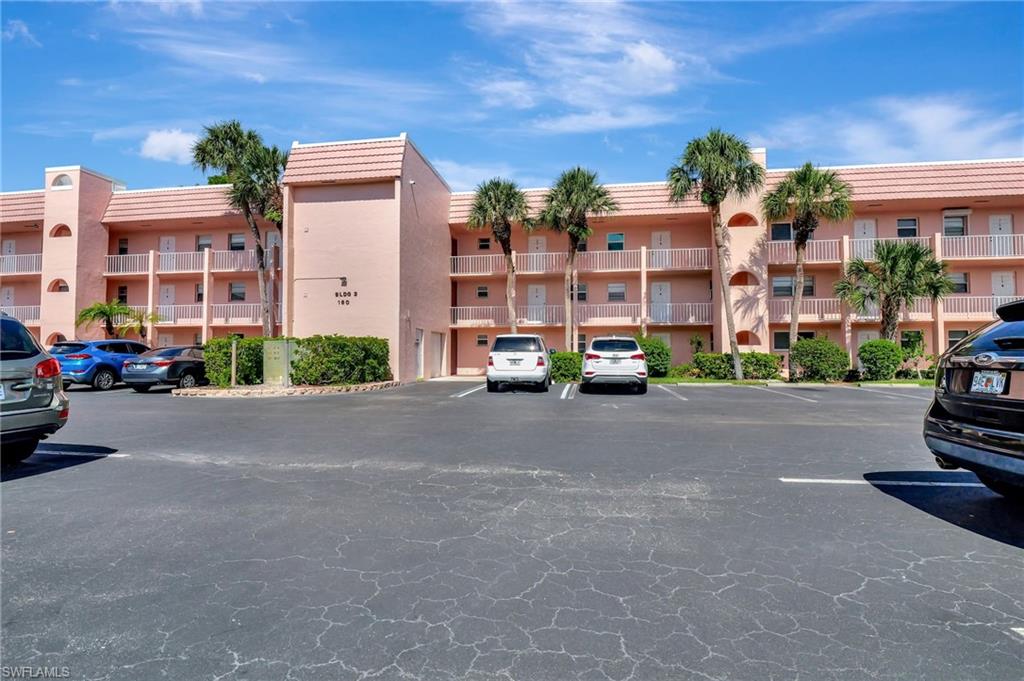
[537,167,618,350]
[834,240,954,341]
[193,121,284,337]
[761,162,853,346]
[76,300,136,338]
[667,129,765,379]
[467,178,531,332]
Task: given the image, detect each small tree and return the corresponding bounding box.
[76,300,136,338]
[116,308,162,345]
[467,179,531,333]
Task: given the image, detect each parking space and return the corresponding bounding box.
[2,380,1021,680]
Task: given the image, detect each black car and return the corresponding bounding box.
[121,346,207,392]
[925,298,1024,500]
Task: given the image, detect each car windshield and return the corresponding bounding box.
[592,339,639,352]
[492,337,541,352]
[49,343,89,355]
[0,318,43,360]
[141,347,184,358]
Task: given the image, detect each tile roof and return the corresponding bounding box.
[283,137,406,185]
[102,186,240,223]
[0,191,45,223]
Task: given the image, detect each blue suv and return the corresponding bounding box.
[50,340,150,390]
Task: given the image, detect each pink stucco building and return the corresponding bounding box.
[2,133,1022,382]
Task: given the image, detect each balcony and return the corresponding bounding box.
[517,252,564,274]
[451,305,565,327]
[0,305,40,324]
[105,253,150,275]
[768,298,842,322]
[646,248,711,270]
[854,299,932,321]
[647,302,712,325]
[210,303,263,325]
[155,304,203,325]
[451,248,712,277]
[212,249,261,272]
[943,234,1024,259]
[157,251,204,273]
[944,295,1024,320]
[576,249,642,272]
[850,236,931,260]
[0,253,42,275]
[767,240,841,264]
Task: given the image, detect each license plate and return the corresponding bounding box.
[509,359,521,366]
[970,370,1006,395]
[0,384,5,400]
[132,363,147,369]
[609,359,622,365]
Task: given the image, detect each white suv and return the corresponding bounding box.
[582,336,648,394]
[486,334,552,392]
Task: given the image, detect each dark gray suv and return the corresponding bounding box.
[0,314,69,463]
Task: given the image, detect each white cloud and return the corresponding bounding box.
[3,19,41,47]
[532,107,675,135]
[432,159,548,192]
[139,128,198,164]
[478,79,536,110]
[751,96,1024,163]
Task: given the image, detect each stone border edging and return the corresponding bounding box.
[173,380,400,398]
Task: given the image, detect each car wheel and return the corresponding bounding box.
[486,379,498,393]
[578,382,588,394]
[636,381,648,395]
[178,372,198,389]
[131,385,151,393]
[2,438,39,465]
[92,368,116,391]
[977,475,1024,502]
[538,379,549,393]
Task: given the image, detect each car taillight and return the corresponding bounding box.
[584,353,600,361]
[537,355,546,367]
[487,355,494,367]
[35,358,61,379]
[153,360,173,367]
[630,353,646,361]
[59,407,69,419]
[123,360,131,366]
[65,353,92,360]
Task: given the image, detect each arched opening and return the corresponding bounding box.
[49,224,72,238]
[47,279,70,293]
[728,213,758,227]
[46,332,67,345]
[51,174,73,189]
[736,330,761,345]
[729,271,759,286]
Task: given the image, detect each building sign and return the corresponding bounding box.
[334,276,358,306]
[263,339,297,387]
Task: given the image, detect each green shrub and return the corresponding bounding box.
[290,335,391,385]
[204,336,269,387]
[668,363,697,378]
[789,338,849,382]
[741,352,782,380]
[550,351,582,383]
[858,339,903,381]
[692,352,733,379]
[634,334,671,377]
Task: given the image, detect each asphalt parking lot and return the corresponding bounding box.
[2,381,1022,680]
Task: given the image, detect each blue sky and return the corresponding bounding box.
[2,1,1022,192]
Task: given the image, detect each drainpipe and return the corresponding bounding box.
[146,249,157,344]
[201,247,212,343]
[840,235,853,365]
[933,232,945,354]
[639,245,648,336]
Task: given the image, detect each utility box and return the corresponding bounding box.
[263,339,297,387]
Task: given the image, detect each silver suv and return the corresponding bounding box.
[1,314,69,464]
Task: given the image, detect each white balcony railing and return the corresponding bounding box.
[210,303,262,325]
[450,254,507,276]
[943,234,1024,259]
[943,295,1024,319]
[576,303,642,324]
[577,249,642,272]
[451,306,509,326]
[517,304,565,325]
[155,304,203,324]
[213,249,260,271]
[111,304,150,325]
[850,236,931,260]
[0,305,40,323]
[104,253,150,275]
[647,302,712,324]
[517,252,565,274]
[0,253,42,274]
[157,251,204,273]
[767,240,841,264]
[854,299,932,321]
[647,248,712,270]
[768,297,842,322]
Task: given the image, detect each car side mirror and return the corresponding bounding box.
[548,348,556,355]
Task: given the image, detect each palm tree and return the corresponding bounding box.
[761,162,853,346]
[834,240,954,341]
[467,178,531,332]
[537,167,618,350]
[115,308,162,345]
[667,129,765,379]
[76,300,136,338]
[193,121,284,336]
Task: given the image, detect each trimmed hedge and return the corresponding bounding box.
[692,352,782,380]
[693,352,733,379]
[858,339,903,381]
[204,335,391,387]
[741,352,782,380]
[789,338,849,382]
[634,334,671,377]
[550,351,582,383]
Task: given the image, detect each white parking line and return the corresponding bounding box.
[743,385,818,403]
[779,477,985,487]
[451,384,486,398]
[560,383,577,400]
[657,385,689,401]
[1010,627,1024,640]
[849,386,932,401]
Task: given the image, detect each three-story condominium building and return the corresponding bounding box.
[2,133,1022,382]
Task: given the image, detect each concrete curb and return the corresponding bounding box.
[173,380,401,398]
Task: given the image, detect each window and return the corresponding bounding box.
[195,283,204,303]
[477,237,491,250]
[577,334,586,354]
[947,330,969,347]
[196,235,212,251]
[117,285,128,304]
[49,224,72,238]
[943,215,967,237]
[577,239,588,252]
[573,282,588,302]
[492,336,541,352]
[607,233,625,251]
[592,338,641,352]
[901,330,924,351]
[127,343,147,354]
[896,218,918,238]
[118,238,129,255]
[476,334,488,346]
[50,174,72,189]
[771,276,814,297]
[476,286,489,299]
[47,279,70,293]
[770,223,792,241]
[229,233,245,251]
[229,283,246,301]
[607,283,626,302]
[193,333,203,346]
[949,273,969,294]
[773,330,815,351]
